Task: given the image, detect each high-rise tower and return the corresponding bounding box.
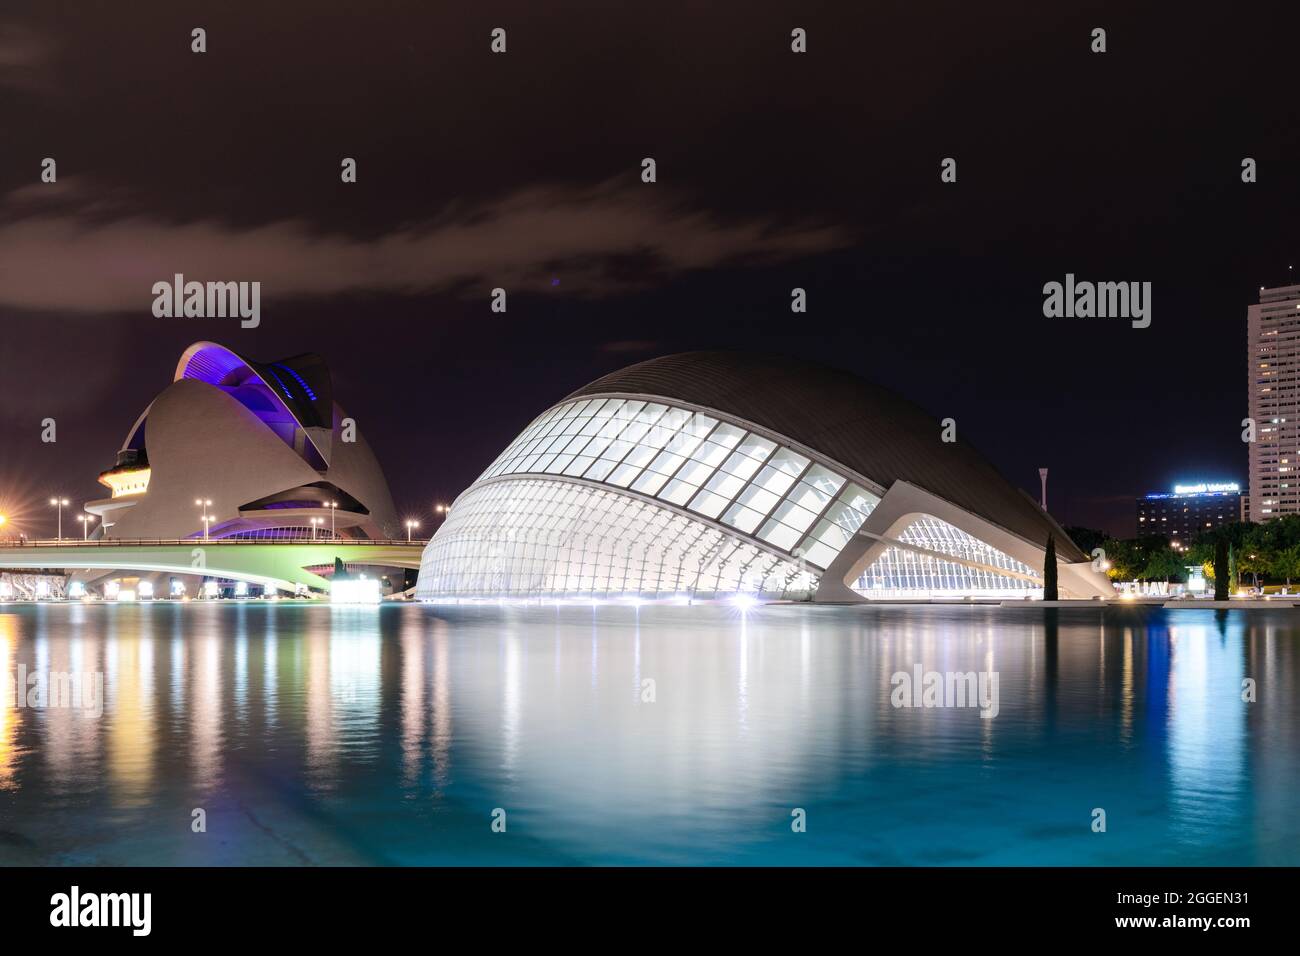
[1248,283,1300,520]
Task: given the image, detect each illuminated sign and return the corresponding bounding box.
[1173,482,1239,495]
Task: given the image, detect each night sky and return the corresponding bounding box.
[1,2,1297,539]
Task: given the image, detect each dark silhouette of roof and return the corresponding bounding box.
[568,351,1085,562]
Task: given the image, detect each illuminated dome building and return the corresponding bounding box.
[417,352,1112,602]
[85,341,399,543]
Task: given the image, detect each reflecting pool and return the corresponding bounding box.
[0,602,1295,865]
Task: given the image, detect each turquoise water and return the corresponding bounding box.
[0,602,1295,865]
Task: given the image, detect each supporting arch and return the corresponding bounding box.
[815,481,1113,601]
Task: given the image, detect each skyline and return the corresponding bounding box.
[0,307,1276,541]
[2,3,1299,539]
[0,284,1285,543]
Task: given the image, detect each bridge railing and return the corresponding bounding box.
[0,537,430,548]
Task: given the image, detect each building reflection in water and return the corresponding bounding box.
[304,624,334,790]
[1245,617,1298,863]
[44,607,95,796]
[263,618,278,732]
[431,620,452,792]
[0,614,18,791]
[399,612,424,787]
[396,612,455,794]
[233,605,248,723]
[106,607,157,808]
[191,625,222,793]
[1165,614,1248,847]
[301,608,384,794]
[0,603,1294,865]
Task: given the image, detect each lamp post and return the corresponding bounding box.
[310,516,322,540]
[406,519,419,542]
[49,497,69,541]
[327,501,337,538]
[195,498,213,541]
[435,503,449,518]
[77,514,95,541]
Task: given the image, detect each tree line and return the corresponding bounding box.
[1065,514,1300,591]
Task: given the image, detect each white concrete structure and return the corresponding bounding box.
[85,341,398,542]
[63,341,403,597]
[417,353,1113,602]
[1248,284,1300,521]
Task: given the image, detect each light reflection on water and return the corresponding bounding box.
[0,602,1295,865]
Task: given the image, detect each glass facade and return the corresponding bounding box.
[854,516,1041,599]
[419,397,884,600]
[418,396,1050,602]
[478,397,880,567]
[418,478,817,599]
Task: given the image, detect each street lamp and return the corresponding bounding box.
[435,503,450,516]
[195,498,213,541]
[327,500,338,538]
[405,519,419,542]
[310,516,322,540]
[49,497,69,541]
[77,514,95,541]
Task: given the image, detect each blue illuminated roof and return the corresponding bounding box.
[175,342,332,428]
[274,363,319,401]
[173,341,334,465]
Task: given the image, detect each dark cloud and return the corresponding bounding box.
[600,340,661,354]
[0,21,53,92]
[0,179,846,311]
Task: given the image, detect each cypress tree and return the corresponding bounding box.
[1043,533,1058,601]
[1213,536,1230,601]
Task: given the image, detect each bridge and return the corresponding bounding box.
[0,538,428,594]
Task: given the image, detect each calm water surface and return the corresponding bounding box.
[0,602,1296,865]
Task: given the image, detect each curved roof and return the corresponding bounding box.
[174,341,334,465]
[567,351,1085,562]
